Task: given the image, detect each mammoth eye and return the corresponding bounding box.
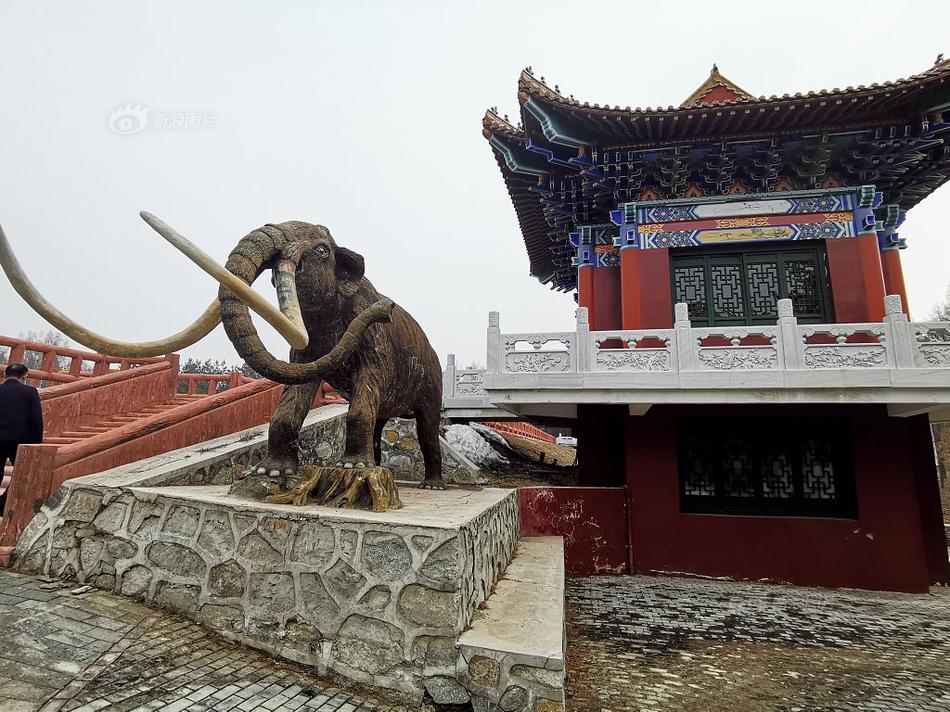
[314,245,330,259]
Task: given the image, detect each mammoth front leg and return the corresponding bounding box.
[337,379,380,468]
[230,380,319,500]
[265,380,321,474]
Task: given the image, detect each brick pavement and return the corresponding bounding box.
[566,575,950,712]
[0,570,422,712]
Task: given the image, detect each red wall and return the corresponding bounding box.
[625,404,948,593]
[519,487,629,575]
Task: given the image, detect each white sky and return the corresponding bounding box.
[1,1,948,368]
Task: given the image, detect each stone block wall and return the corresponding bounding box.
[15,482,520,702]
[381,417,486,485]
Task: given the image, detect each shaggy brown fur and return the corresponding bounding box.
[220,222,444,494]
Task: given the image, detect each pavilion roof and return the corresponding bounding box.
[483,58,950,292]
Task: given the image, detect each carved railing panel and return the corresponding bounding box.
[799,324,890,370]
[501,333,574,373]
[590,330,674,372]
[454,369,487,397]
[691,327,781,371]
[912,324,950,368]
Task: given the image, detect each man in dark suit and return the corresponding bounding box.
[0,363,44,514]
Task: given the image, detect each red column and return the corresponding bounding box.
[577,266,595,326]
[620,249,642,330]
[881,249,909,315]
[620,248,673,329]
[579,266,622,331]
[826,236,886,323]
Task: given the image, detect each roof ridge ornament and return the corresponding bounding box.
[681,65,754,108]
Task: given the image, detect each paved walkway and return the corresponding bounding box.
[0,571,416,712]
[566,575,950,712]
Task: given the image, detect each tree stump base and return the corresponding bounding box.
[263,465,403,512]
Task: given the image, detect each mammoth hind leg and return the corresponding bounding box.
[373,418,387,466]
[415,402,444,490]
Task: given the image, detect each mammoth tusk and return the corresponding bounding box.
[139,211,309,351]
[0,223,221,357]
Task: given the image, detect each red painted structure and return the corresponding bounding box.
[486,62,950,593]
[519,487,628,575]
[624,405,948,593]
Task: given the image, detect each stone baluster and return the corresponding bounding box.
[487,312,501,374]
[575,307,590,372]
[776,298,802,369]
[443,354,457,398]
[673,302,694,372]
[883,294,914,369]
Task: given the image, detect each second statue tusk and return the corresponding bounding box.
[139,212,309,351]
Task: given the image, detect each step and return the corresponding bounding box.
[44,437,82,445]
[457,536,565,711]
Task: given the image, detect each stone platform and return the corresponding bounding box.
[11,407,567,710]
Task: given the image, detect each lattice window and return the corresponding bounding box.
[672,265,707,320]
[678,421,854,517]
[670,244,831,326]
[710,264,746,319]
[746,262,780,317]
[785,260,823,318]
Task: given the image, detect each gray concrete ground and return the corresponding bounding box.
[6,568,950,712]
[0,570,419,712]
[566,575,950,712]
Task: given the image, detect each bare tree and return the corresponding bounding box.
[16,330,71,370]
[930,286,950,321]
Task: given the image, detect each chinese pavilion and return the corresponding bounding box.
[474,59,950,592]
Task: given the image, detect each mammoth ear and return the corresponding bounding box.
[335,247,365,297]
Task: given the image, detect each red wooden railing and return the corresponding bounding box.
[0,335,167,387]
[485,420,556,444]
[176,372,256,395]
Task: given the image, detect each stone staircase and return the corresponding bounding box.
[43,394,208,446]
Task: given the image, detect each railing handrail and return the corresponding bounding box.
[477,295,950,379]
[39,361,172,401]
[54,377,281,467]
[0,335,166,365]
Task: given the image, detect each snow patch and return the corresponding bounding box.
[444,424,510,468]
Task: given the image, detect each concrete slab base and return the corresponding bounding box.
[458,537,566,711]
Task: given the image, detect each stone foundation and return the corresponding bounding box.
[13,406,562,709]
[16,480,519,701]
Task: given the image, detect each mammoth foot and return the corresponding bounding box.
[263,464,403,513]
[417,477,446,491]
[228,456,298,501]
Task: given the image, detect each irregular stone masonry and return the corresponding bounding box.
[379,417,486,485]
[14,481,520,704]
[566,575,950,712]
[0,568,424,711]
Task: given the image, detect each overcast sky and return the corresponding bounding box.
[2,1,948,368]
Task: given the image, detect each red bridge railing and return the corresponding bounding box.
[485,420,556,444]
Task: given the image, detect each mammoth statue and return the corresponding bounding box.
[0,214,445,506]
